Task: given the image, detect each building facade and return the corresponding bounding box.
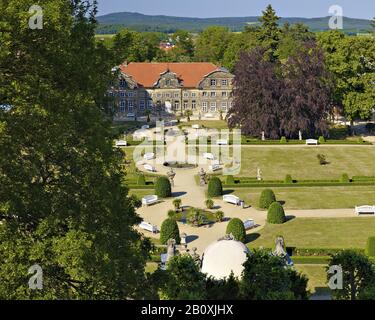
[108,62,234,117]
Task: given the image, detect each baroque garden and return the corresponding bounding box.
[1,1,375,301]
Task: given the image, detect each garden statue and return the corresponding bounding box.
[299,130,302,141]
[199,168,207,186]
[190,247,201,267]
[167,168,176,187]
[272,236,294,266]
[257,168,263,181]
[166,238,176,261]
[261,131,265,141]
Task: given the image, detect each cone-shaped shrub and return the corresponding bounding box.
[267,202,286,224]
[137,174,146,185]
[207,177,223,197]
[259,189,276,209]
[226,218,246,243]
[155,176,172,198]
[160,218,180,244]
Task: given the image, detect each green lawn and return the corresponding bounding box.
[239,146,375,179]
[248,217,375,249]
[295,265,328,294]
[129,189,154,199]
[233,186,375,209]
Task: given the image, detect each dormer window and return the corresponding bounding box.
[210,79,217,86]
[166,80,171,86]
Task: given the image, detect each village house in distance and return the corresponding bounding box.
[108,62,234,118]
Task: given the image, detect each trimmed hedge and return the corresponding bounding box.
[137,174,146,185]
[208,177,223,197]
[258,189,276,209]
[226,218,246,243]
[267,202,286,224]
[280,136,287,144]
[155,176,172,198]
[284,174,293,184]
[160,218,181,244]
[226,175,235,185]
[366,237,375,257]
[340,173,350,183]
[292,256,331,264]
[318,136,326,144]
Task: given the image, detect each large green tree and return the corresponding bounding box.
[317,31,375,123]
[0,0,150,299]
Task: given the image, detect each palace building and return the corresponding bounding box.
[108,62,234,117]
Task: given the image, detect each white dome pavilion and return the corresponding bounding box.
[201,239,249,280]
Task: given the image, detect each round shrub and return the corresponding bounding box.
[267,202,286,224]
[280,136,287,144]
[155,176,172,198]
[160,218,181,244]
[137,174,146,185]
[215,211,224,222]
[318,136,326,144]
[172,198,182,211]
[207,177,223,197]
[259,189,276,209]
[226,218,246,243]
[205,198,214,209]
[341,173,350,183]
[366,237,375,257]
[226,175,235,185]
[285,174,293,184]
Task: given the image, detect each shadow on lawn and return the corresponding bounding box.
[245,233,260,244]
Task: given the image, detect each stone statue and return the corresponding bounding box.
[166,238,176,261]
[273,236,287,258]
[190,247,201,267]
[218,233,235,241]
[299,130,302,141]
[167,168,176,187]
[257,168,262,181]
[199,168,207,186]
[261,131,265,141]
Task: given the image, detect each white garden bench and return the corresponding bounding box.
[192,124,200,129]
[243,219,255,230]
[141,125,150,130]
[115,140,127,147]
[306,139,318,145]
[203,152,215,160]
[209,164,222,172]
[139,221,158,233]
[204,113,214,118]
[143,164,156,172]
[223,194,241,205]
[355,205,375,215]
[143,152,155,160]
[142,195,159,206]
[216,139,228,145]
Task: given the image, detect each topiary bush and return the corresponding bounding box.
[259,189,276,209]
[167,210,176,219]
[172,198,182,211]
[160,218,181,244]
[318,136,326,144]
[207,177,223,197]
[267,202,286,224]
[366,237,375,257]
[137,174,146,185]
[285,174,293,184]
[341,173,350,183]
[226,218,246,243]
[155,176,172,198]
[215,211,224,222]
[280,136,287,144]
[226,175,235,185]
[205,198,214,209]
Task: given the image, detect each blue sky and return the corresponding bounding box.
[97,0,375,19]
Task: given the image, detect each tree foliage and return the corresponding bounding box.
[0,0,150,299]
[160,218,181,244]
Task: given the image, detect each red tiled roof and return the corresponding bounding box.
[119,62,220,88]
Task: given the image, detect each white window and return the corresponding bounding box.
[221,101,228,112]
[202,101,208,112]
[222,91,228,97]
[202,91,208,97]
[165,93,171,98]
[120,100,126,113]
[183,91,189,98]
[210,102,216,112]
[191,92,196,98]
[174,92,179,98]
[210,79,217,86]
[127,91,133,98]
[147,100,153,108]
[120,91,126,97]
[139,100,145,109]
[222,79,228,86]
[165,80,171,86]
[174,101,180,110]
[183,101,188,109]
[192,100,196,109]
[210,92,216,97]
[119,79,126,87]
[128,100,134,111]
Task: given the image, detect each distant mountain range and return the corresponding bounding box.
[96,11,374,34]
